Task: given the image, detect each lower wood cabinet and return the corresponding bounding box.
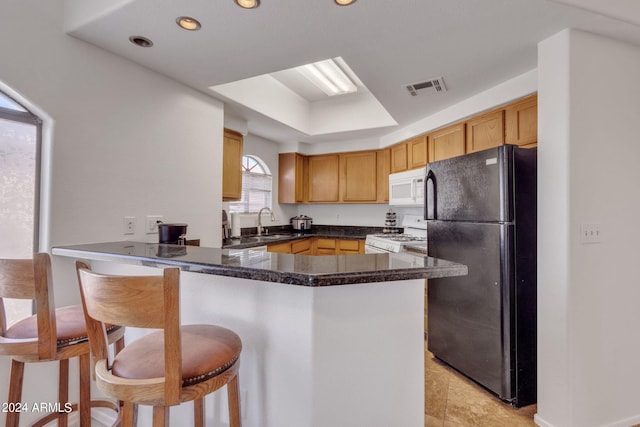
[267,238,364,255]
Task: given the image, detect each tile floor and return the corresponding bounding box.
[425,343,537,427]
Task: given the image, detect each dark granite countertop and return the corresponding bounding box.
[52,241,467,287]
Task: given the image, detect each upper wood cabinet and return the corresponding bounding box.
[389,135,426,174]
[278,152,305,204]
[340,151,378,203]
[407,135,428,169]
[222,129,243,201]
[377,148,390,202]
[428,123,466,163]
[390,143,408,173]
[465,109,504,153]
[505,94,538,148]
[307,154,340,203]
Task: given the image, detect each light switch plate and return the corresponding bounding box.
[580,223,600,244]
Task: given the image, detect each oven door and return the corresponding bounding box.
[364,244,391,254]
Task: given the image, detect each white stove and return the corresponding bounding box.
[365,214,427,253]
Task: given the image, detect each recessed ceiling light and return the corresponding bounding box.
[129,36,153,48]
[335,0,356,5]
[234,0,260,9]
[176,16,201,31]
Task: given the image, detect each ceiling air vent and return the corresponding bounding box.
[405,77,447,96]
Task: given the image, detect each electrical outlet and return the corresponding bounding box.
[580,223,601,244]
[123,216,136,235]
[146,215,163,234]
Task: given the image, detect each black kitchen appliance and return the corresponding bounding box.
[158,223,188,245]
[424,144,537,407]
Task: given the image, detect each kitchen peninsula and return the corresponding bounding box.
[52,241,467,427]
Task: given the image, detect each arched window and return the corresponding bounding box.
[0,90,41,257]
[229,155,272,213]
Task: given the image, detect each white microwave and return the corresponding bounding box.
[388,167,427,206]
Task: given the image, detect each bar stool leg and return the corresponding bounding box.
[227,374,241,427]
[194,398,204,427]
[6,359,24,427]
[59,359,70,427]
[79,353,91,426]
[152,406,168,427]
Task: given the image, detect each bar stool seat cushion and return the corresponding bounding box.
[5,305,119,347]
[5,305,89,346]
[112,324,241,386]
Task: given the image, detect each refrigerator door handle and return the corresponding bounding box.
[425,170,437,220]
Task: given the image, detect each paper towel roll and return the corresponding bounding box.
[231,212,241,237]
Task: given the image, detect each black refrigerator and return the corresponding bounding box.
[424,144,537,407]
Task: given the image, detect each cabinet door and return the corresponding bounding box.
[307,154,340,203]
[465,109,504,153]
[505,94,537,148]
[278,152,305,204]
[377,148,390,202]
[407,135,427,169]
[267,241,291,253]
[291,239,312,254]
[340,151,378,203]
[428,123,466,162]
[390,142,408,173]
[337,239,361,254]
[222,129,243,201]
[315,238,336,256]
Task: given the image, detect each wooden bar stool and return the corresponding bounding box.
[75,261,242,427]
[0,253,125,427]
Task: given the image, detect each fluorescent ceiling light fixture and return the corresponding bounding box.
[296,59,358,97]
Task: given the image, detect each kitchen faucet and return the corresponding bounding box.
[257,207,276,236]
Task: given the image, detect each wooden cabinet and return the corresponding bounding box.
[336,239,363,255]
[222,129,243,201]
[278,152,305,204]
[307,154,340,203]
[315,238,337,256]
[390,143,408,173]
[267,238,364,255]
[377,148,390,202]
[291,239,312,254]
[465,109,504,153]
[267,241,292,254]
[340,151,378,203]
[407,135,427,169]
[428,123,466,162]
[505,94,537,148]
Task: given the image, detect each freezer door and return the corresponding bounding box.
[425,145,513,222]
[427,220,515,401]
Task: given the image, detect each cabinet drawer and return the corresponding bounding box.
[267,242,291,253]
[291,239,312,254]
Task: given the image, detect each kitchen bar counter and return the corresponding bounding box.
[52,241,466,427]
[52,240,466,286]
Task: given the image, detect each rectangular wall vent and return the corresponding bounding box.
[405,77,447,96]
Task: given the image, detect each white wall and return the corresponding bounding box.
[1,2,225,423]
[537,29,640,427]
